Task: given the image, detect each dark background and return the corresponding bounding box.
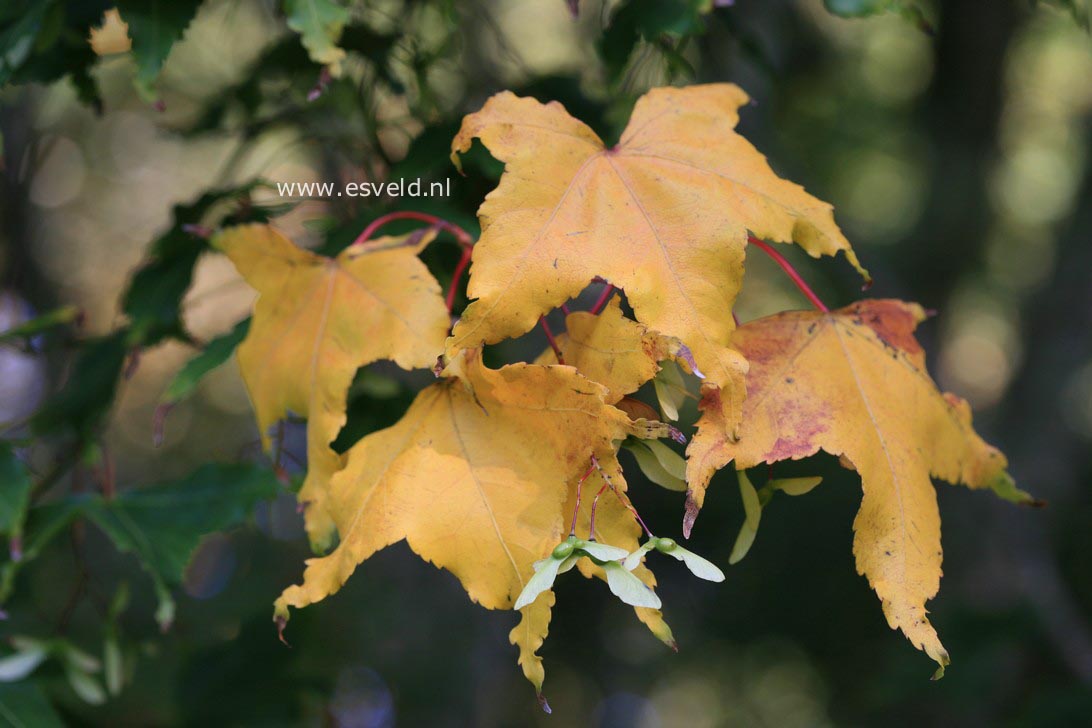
[1,0,1090,725]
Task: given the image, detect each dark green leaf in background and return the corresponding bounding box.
[114,0,203,99]
[3,463,279,629]
[81,462,281,628]
[120,182,267,346]
[161,318,250,406]
[0,305,80,347]
[0,1,111,109]
[29,330,128,439]
[0,680,65,728]
[0,444,32,546]
[598,0,709,81]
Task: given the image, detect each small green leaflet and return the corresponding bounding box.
[602,561,661,608]
[623,536,724,582]
[0,443,32,545]
[514,536,642,610]
[514,553,575,609]
[0,637,107,707]
[987,471,1043,507]
[652,360,689,422]
[730,471,823,564]
[729,470,762,565]
[0,305,80,345]
[161,319,250,405]
[624,438,687,491]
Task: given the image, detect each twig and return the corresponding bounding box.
[589,283,615,315]
[569,463,597,536]
[590,454,653,538]
[588,482,611,538]
[747,235,829,313]
[351,211,473,249]
[539,316,564,364]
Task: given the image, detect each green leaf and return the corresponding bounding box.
[122,182,270,347]
[30,330,129,438]
[59,644,100,674]
[0,681,64,727]
[284,0,350,72]
[0,443,32,544]
[103,582,128,697]
[63,665,105,706]
[729,469,762,565]
[598,0,710,81]
[602,560,661,608]
[1,1,108,109]
[659,541,724,582]
[0,305,79,345]
[622,540,656,572]
[0,501,82,605]
[0,645,48,682]
[986,471,1042,507]
[339,22,403,92]
[1033,0,1090,30]
[625,537,724,581]
[823,0,895,16]
[624,439,686,491]
[652,360,688,421]
[79,463,280,629]
[0,4,53,86]
[576,539,629,563]
[822,0,933,33]
[514,553,574,610]
[103,637,122,697]
[114,0,202,99]
[161,318,250,405]
[2,464,279,629]
[767,476,822,497]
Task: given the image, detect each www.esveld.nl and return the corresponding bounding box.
[275,178,453,199]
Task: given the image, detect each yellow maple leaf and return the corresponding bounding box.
[274,351,671,687]
[449,83,867,434]
[533,298,686,403]
[686,299,1022,674]
[213,224,449,548]
[89,9,132,56]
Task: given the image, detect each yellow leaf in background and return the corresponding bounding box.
[686,299,1022,673]
[449,83,867,436]
[533,298,685,403]
[274,351,671,686]
[213,224,449,548]
[89,9,132,56]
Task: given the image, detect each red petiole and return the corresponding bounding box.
[570,463,597,536]
[352,210,473,248]
[445,246,473,314]
[589,283,615,315]
[747,235,830,313]
[539,316,565,363]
